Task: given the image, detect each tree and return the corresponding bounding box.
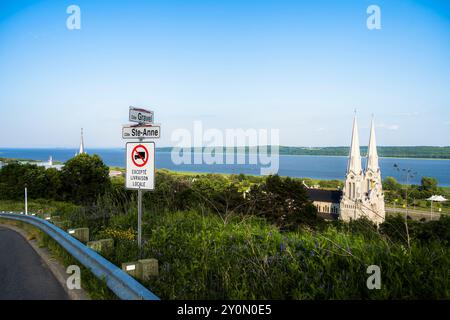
[383,176,401,191]
[382,176,402,202]
[60,154,111,204]
[420,177,438,194]
[247,175,318,230]
[0,162,62,200]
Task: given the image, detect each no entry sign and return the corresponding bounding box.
[131,144,149,167]
[126,142,155,190]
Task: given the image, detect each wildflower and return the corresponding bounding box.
[280,243,286,252]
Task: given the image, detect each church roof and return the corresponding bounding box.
[306,188,342,203]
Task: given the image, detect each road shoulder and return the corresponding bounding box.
[0,223,90,300]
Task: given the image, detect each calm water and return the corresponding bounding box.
[1,148,449,186]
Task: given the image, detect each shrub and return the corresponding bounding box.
[60,154,111,205]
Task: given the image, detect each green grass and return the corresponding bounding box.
[2,199,449,300]
[0,199,80,215]
[100,208,449,299]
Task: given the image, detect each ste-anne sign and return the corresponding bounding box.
[125,142,155,190]
[122,124,161,139]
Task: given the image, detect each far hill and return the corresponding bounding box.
[155,146,450,159]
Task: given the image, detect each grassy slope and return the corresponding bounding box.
[1,199,448,299]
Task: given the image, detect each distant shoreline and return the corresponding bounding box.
[2,146,450,160]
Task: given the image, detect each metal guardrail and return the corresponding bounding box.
[0,211,159,300]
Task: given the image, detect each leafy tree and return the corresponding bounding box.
[60,154,111,204]
[383,176,402,192]
[0,162,62,200]
[247,175,318,230]
[190,174,243,216]
[419,177,438,197]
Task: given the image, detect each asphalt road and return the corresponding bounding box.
[0,226,69,300]
[385,207,448,220]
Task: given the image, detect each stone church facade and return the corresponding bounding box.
[306,115,386,224]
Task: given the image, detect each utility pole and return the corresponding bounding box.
[24,184,28,215]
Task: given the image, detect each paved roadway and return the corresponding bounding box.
[385,207,448,220]
[0,225,69,300]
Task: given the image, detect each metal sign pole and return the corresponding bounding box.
[137,188,143,257]
[25,186,28,216]
[137,136,144,258]
[124,106,158,259]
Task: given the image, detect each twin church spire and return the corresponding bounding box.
[340,113,385,224]
[347,114,379,176]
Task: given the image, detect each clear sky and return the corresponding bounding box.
[0,0,449,148]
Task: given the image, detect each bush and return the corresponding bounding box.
[246,175,319,230]
[0,162,62,200]
[60,154,111,205]
[380,214,450,245]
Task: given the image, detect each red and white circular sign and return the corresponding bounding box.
[131,144,149,167]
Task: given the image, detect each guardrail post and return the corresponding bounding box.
[122,262,139,278]
[137,258,159,280]
[87,239,114,253]
[68,227,89,243]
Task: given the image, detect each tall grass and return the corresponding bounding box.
[104,208,449,299]
[2,199,449,299]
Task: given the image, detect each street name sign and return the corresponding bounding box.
[125,142,155,190]
[122,124,161,139]
[129,107,154,124]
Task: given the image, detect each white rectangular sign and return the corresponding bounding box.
[122,125,161,139]
[129,107,154,124]
[126,142,155,190]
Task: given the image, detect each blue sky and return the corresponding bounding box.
[0,0,449,148]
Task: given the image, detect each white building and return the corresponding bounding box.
[36,156,64,170]
[307,115,386,224]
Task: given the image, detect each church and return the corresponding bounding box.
[306,115,386,224]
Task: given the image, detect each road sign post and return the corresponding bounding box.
[24,186,28,216]
[123,107,159,258]
[138,185,143,255]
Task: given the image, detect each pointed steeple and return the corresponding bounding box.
[366,116,379,171]
[347,113,362,174]
[79,128,85,155]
